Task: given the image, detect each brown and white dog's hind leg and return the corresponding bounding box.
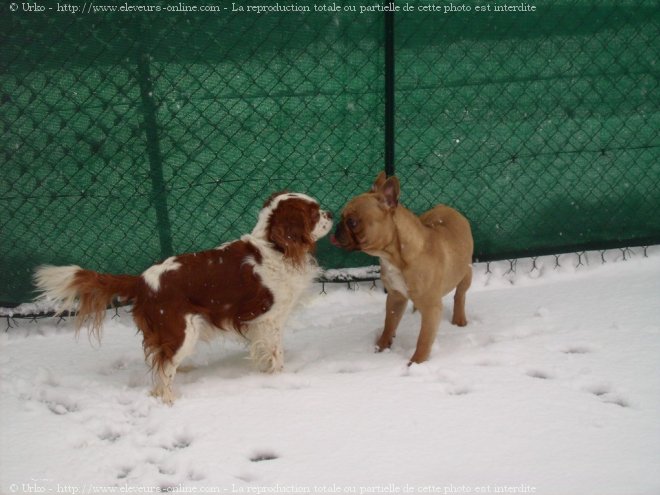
[376,290,408,352]
[152,363,178,406]
[151,314,203,405]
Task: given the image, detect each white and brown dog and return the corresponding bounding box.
[34,192,333,404]
[332,172,473,365]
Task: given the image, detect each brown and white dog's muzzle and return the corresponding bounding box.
[313,210,334,241]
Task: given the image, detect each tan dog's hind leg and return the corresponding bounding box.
[451,267,472,327]
[376,290,408,352]
[409,301,442,365]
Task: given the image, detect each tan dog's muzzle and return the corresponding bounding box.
[331,218,360,251]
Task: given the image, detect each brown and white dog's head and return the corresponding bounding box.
[253,192,333,265]
[331,172,400,256]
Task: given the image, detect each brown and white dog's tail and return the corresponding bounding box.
[34,265,141,341]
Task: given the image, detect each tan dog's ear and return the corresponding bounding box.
[381,176,400,208]
[370,171,387,192]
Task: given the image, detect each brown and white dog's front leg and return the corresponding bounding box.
[409,300,442,365]
[247,322,284,373]
[376,290,408,352]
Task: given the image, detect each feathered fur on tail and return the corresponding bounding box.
[34,265,141,341]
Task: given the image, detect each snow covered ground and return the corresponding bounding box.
[1,247,659,495]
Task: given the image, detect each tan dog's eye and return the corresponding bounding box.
[346,217,359,230]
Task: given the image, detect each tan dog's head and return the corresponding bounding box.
[331,172,400,255]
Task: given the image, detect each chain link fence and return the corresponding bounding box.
[395,0,659,260]
[2,0,659,307]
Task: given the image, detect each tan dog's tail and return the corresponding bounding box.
[34,265,141,341]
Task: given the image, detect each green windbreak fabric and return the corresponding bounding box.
[1,1,658,305]
[395,1,659,259]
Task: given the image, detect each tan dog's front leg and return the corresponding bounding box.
[409,301,442,365]
[376,290,408,352]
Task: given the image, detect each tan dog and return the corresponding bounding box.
[332,172,474,365]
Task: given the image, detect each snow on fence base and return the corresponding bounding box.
[2,245,656,326]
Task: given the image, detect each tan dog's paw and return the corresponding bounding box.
[375,336,393,352]
[408,351,431,366]
[451,314,468,327]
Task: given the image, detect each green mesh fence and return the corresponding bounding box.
[1,0,659,306]
[395,0,660,259]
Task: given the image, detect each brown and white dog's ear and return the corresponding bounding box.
[370,171,387,192]
[381,176,400,209]
[267,206,314,266]
[263,190,288,209]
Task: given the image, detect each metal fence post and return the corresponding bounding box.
[135,27,174,260]
[384,5,396,177]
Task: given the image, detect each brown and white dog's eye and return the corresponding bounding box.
[346,217,359,230]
